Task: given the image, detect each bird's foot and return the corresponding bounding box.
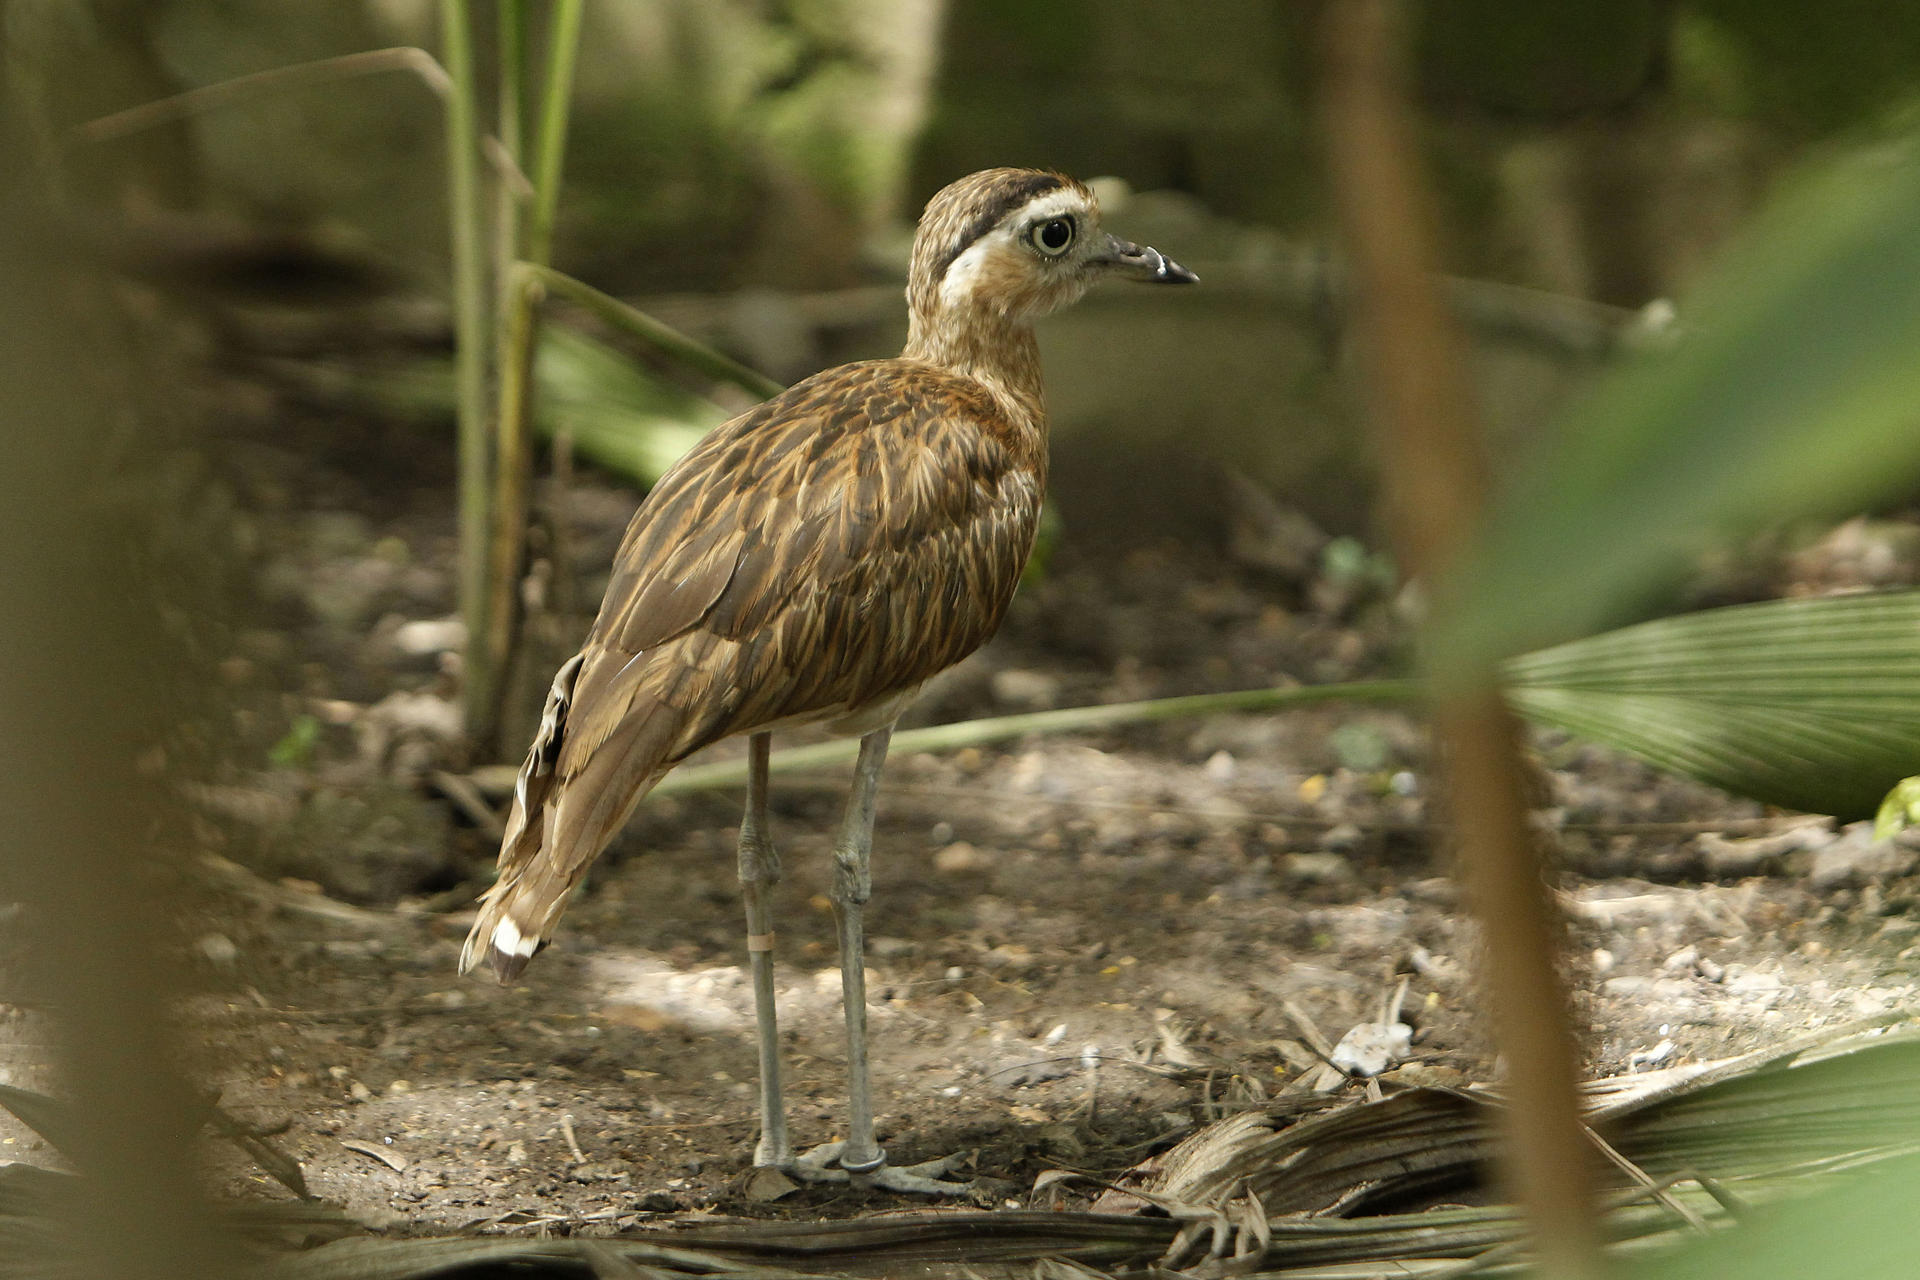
[784,1141,975,1196]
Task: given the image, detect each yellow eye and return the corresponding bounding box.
[1028,216,1076,257]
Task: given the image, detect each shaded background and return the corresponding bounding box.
[10,0,1920,1268]
[35,0,1920,548]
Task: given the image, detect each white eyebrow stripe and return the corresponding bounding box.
[1011,188,1092,226]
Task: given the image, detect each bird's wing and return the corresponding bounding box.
[463,360,1044,979]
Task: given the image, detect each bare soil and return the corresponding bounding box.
[15,381,1920,1242]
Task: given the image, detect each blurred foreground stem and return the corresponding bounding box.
[1,108,236,1280]
[1320,2,1603,1276]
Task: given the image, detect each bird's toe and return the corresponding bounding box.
[777,1141,977,1196]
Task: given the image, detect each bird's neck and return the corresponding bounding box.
[903,307,1046,434]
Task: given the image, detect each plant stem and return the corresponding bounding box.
[477,0,587,751]
[664,678,1418,794]
[461,677,1422,798]
[481,266,544,749]
[494,0,527,287]
[1320,2,1602,1277]
[470,0,531,753]
[440,0,493,743]
[527,0,585,269]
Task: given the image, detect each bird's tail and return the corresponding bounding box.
[459,651,585,980]
[459,646,692,981]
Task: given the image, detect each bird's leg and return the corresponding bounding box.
[786,724,971,1195]
[737,732,792,1169]
[830,725,891,1175]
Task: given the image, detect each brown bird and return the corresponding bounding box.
[462,168,1195,1192]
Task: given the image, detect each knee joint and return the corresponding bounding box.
[738,828,781,886]
[831,844,871,904]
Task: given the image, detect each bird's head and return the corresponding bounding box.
[907,168,1197,333]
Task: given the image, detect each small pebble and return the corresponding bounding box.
[1318,823,1364,852]
[991,668,1059,708]
[1330,1019,1413,1077]
[195,934,239,968]
[1628,1039,1677,1071]
[1282,851,1355,885]
[393,617,466,655]
[934,841,994,873]
[1661,945,1699,974]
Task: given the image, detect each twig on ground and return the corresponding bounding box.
[196,853,389,929]
[430,768,505,839]
[559,1112,587,1164]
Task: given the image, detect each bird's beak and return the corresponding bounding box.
[1097,233,1199,284]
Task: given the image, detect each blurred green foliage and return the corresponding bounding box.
[266,712,321,768]
[1677,1,1920,133]
[1435,131,1920,674]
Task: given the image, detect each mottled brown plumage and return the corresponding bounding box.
[464,361,1044,973]
[461,167,1193,1190]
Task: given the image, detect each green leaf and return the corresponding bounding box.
[532,325,727,485]
[1504,589,1920,817]
[1616,1027,1920,1280]
[1436,133,1920,676]
[1624,1152,1920,1280]
[361,324,728,490]
[1874,775,1920,839]
[267,713,321,768]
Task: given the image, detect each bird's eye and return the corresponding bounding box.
[1029,216,1076,257]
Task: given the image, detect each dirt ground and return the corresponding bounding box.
[12,372,1920,1242]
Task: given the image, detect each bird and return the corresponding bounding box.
[461,167,1196,1193]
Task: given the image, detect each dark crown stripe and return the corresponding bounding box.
[930,172,1068,285]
